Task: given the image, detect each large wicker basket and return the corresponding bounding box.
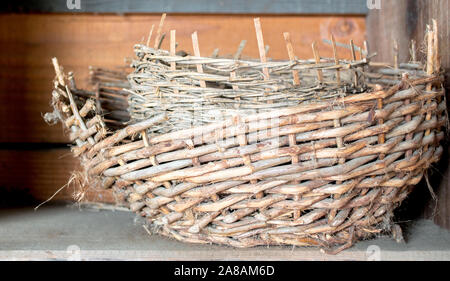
[45,17,446,254]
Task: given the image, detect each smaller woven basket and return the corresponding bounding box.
[45,17,447,254]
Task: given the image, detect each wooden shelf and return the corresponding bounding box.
[1,204,450,261]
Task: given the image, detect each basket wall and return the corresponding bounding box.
[45,22,447,253]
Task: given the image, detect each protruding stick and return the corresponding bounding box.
[234,40,247,61]
[432,19,440,72]
[191,31,207,88]
[253,18,269,80]
[283,32,300,86]
[146,24,155,47]
[153,13,166,49]
[424,24,436,151]
[311,42,323,83]
[426,25,434,77]
[52,57,65,87]
[156,33,166,49]
[211,48,219,58]
[349,39,358,86]
[254,18,272,106]
[432,20,442,137]
[253,18,271,193]
[231,40,246,93]
[66,86,95,145]
[170,30,177,70]
[363,41,368,59]
[350,40,357,60]
[330,34,341,86]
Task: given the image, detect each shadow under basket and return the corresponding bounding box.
[45,20,447,254]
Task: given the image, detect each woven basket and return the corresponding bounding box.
[45,18,447,254]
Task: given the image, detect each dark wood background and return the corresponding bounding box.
[3,0,368,14]
[0,13,365,203]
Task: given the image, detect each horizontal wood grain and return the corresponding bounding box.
[0,14,365,143]
[0,13,365,205]
[0,148,115,204]
[3,0,369,14]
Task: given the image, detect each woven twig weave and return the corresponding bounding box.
[45,17,447,254]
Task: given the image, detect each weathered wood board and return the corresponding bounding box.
[0,14,365,143]
[367,0,450,230]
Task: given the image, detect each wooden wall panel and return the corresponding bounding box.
[2,0,369,15]
[0,149,115,204]
[367,0,450,230]
[0,13,365,204]
[0,14,365,143]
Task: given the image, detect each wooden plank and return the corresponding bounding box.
[367,0,449,70]
[367,0,450,230]
[0,148,115,204]
[0,14,365,143]
[0,208,449,260]
[3,0,369,15]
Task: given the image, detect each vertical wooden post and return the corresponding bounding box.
[253,18,270,198]
[191,31,207,88]
[253,18,270,80]
[170,30,176,70]
[283,32,300,86]
[311,42,323,84]
[330,34,341,86]
[367,0,450,230]
[349,39,358,87]
[424,25,435,152]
